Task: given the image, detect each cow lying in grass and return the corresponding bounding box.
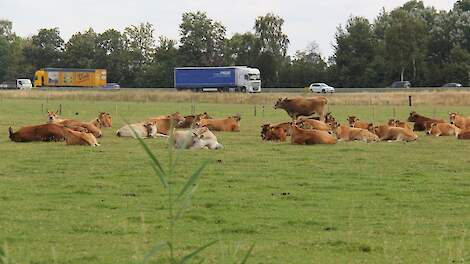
[9,124,65,142]
[426,123,460,137]
[407,111,444,131]
[291,122,337,145]
[347,116,372,129]
[449,112,470,129]
[47,111,102,138]
[63,128,100,146]
[148,112,185,135]
[173,127,223,149]
[197,114,241,132]
[261,124,287,142]
[330,122,379,143]
[116,121,162,138]
[179,112,212,128]
[373,125,418,142]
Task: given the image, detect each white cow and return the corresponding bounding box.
[173,127,223,150]
[116,121,164,138]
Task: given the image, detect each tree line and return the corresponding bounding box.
[1,0,470,88]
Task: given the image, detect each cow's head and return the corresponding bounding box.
[260,124,271,140]
[274,98,288,109]
[426,123,439,135]
[200,112,212,119]
[407,111,418,122]
[8,127,14,139]
[143,121,158,138]
[325,112,335,123]
[367,123,374,132]
[167,112,185,127]
[387,119,396,127]
[47,110,60,122]
[99,112,112,127]
[449,112,458,125]
[232,113,241,122]
[347,116,358,127]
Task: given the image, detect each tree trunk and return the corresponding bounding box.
[413,57,416,81]
[401,67,405,82]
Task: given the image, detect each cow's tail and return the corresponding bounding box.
[8,127,13,138]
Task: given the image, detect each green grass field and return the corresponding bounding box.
[1,97,470,263]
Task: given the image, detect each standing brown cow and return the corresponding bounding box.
[274,97,328,121]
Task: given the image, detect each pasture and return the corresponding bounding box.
[1,91,470,263]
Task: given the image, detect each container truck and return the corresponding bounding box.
[33,68,107,87]
[174,66,261,93]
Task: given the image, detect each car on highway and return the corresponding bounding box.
[309,83,335,93]
[102,83,120,89]
[442,83,463,87]
[389,81,411,88]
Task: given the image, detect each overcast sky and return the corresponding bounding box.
[1,0,456,57]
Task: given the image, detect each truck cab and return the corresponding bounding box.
[34,70,45,87]
[244,68,261,93]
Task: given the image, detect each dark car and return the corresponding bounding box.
[442,83,463,87]
[389,81,411,88]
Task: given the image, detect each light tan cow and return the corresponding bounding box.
[426,123,460,137]
[330,122,379,143]
[173,127,223,150]
[116,121,163,138]
[63,128,100,146]
[373,125,418,142]
[449,112,470,129]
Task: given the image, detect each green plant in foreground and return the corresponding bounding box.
[129,124,254,263]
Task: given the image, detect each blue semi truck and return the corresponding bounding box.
[174,66,261,93]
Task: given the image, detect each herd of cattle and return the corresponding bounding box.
[7,96,470,148]
[262,96,470,144]
[7,110,238,149]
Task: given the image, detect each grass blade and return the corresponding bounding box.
[175,185,198,221]
[177,161,207,200]
[121,116,168,188]
[178,240,217,264]
[143,241,168,264]
[239,243,255,264]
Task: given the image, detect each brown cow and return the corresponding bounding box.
[373,125,418,142]
[97,112,113,128]
[47,111,103,137]
[407,111,444,131]
[457,130,470,139]
[347,116,371,129]
[260,124,287,142]
[449,112,470,129]
[274,96,328,121]
[197,114,241,132]
[298,117,330,131]
[179,112,212,128]
[426,123,460,137]
[63,128,100,146]
[9,124,65,142]
[148,113,185,135]
[330,122,379,143]
[291,123,336,145]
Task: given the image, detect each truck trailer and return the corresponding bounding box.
[174,66,261,93]
[34,68,107,87]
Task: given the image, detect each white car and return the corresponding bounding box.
[309,83,335,93]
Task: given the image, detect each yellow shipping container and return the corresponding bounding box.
[34,68,107,87]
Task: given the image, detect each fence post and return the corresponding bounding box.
[262,105,265,118]
[408,96,412,107]
[41,104,44,114]
[254,105,257,117]
[59,104,62,115]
